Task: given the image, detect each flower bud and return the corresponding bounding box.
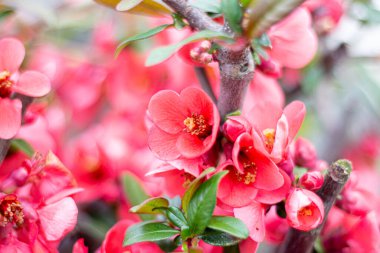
[285,188,324,231]
[257,59,282,78]
[299,171,324,191]
[293,138,317,169]
[223,116,251,142]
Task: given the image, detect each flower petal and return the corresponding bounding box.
[13,71,51,97]
[283,101,306,142]
[176,132,205,158]
[253,151,284,191]
[148,90,187,134]
[255,170,291,204]
[0,38,25,73]
[0,98,22,139]
[248,101,282,132]
[234,202,266,242]
[148,126,180,160]
[37,197,78,241]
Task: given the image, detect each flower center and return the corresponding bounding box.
[183,114,211,138]
[263,128,276,152]
[235,161,257,185]
[0,71,13,98]
[0,194,24,227]
[298,207,313,217]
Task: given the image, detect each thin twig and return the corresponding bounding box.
[278,160,352,253]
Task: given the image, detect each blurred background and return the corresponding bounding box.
[0,0,380,252]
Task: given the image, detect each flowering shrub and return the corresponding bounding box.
[0,0,380,253]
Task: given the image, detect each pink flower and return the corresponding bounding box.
[249,101,306,163]
[223,116,252,142]
[268,7,318,69]
[148,87,220,160]
[0,38,51,139]
[285,188,324,231]
[73,238,88,253]
[265,207,289,245]
[299,171,324,191]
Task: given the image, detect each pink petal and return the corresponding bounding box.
[232,133,254,173]
[73,238,88,253]
[268,7,317,68]
[0,98,22,139]
[283,101,306,142]
[234,202,266,242]
[176,132,206,158]
[0,38,25,73]
[37,197,78,241]
[13,71,51,97]
[148,90,187,134]
[255,170,291,204]
[270,114,289,163]
[148,126,180,160]
[253,151,284,191]
[217,161,258,208]
[247,101,282,132]
[180,87,215,122]
[239,238,259,253]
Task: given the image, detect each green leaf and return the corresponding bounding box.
[129,197,169,214]
[116,24,172,56]
[252,52,261,65]
[244,0,306,39]
[293,167,308,179]
[10,139,35,157]
[221,0,243,33]
[116,0,143,11]
[180,225,192,241]
[225,110,241,118]
[199,229,241,246]
[121,172,152,221]
[314,236,325,253]
[123,222,179,246]
[240,0,252,8]
[0,8,13,21]
[257,33,272,48]
[166,206,188,229]
[182,167,216,214]
[207,216,249,239]
[172,13,186,30]
[146,30,232,66]
[188,0,221,13]
[187,171,228,236]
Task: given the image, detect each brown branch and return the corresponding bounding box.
[278,160,352,253]
[163,0,254,119]
[0,94,33,164]
[163,0,225,33]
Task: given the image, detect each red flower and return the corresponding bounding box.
[0,38,50,139]
[148,87,220,160]
[285,188,324,231]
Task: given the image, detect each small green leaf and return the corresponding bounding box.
[182,167,216,214]
[240,0,252,8]
[187,171,228,236]
[116,24,172,56]
[257,33,272,48]
[146,30,232,66]
[188,0,221,13]
[123,222,179,246]
[207,216,249,239]
[166,206,188,229]
[221,0,243,33]
[10,139,35,157]
[252,52,261,65]
[116,0,143,11]
[121,172,152,221]
[180,225,192,241]
[199,229,241,246]
[0,8,13,21]
[172,13,187,30]
[293,167,308,179]
[129,197,169,214]
[314,236,325,253]
[225,110,241,119]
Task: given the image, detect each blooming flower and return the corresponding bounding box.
[285,188,324,231]
[249,101,306,164]
[148,87,220,160]
[0,38,50,139]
